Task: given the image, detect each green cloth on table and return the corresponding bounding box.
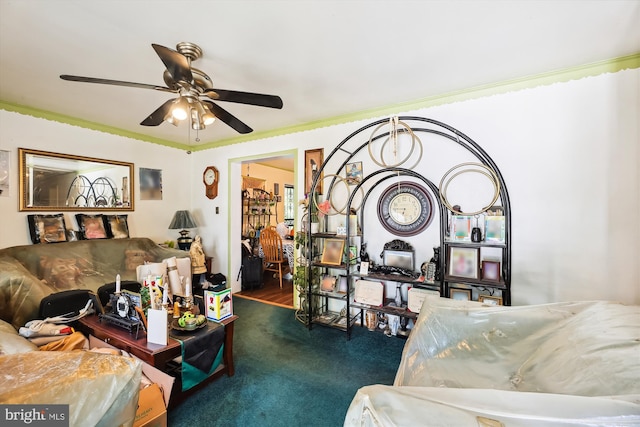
[170,321,225,391]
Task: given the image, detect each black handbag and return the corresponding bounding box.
[38,289,103,319]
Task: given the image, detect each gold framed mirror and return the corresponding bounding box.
[19,148,134,212]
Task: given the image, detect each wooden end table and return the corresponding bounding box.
[77,313,238,406]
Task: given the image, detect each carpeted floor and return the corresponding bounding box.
[168,297,407,427]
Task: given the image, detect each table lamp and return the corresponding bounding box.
[169,210,198,250]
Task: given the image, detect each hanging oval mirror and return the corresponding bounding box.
[19,148,134,211]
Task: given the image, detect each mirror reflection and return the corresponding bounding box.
[19,148,134,211]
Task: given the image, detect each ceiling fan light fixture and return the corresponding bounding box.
[165,115,180,127]
[171,96,189,121]
[202,112,216,126]
[197,101,216,126]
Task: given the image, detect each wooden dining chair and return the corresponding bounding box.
[259,226,286,289]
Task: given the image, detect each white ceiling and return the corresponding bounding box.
[1,0,638,150]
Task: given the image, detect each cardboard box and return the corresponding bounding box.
[134,383,166,427]
[204,288,233,321]
[88,336,174,427]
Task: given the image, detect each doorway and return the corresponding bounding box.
[229,150,297,309]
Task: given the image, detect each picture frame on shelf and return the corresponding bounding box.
[485,216,506,242]
[359,261,369,275]
[354,279,384,306]
[452,215,472,241]
[449,287,472,301]
[448,246,479,279]
[480,246,502,267]
[344,161,363,185]
[305,148,324,195]
[321,275,336,292]
[321,238,345,265]
[479,295,503,306]
[383,249,414,270]
[337,275,348,293]
[481,260,501,282]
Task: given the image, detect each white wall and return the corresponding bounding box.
[1,68,638,306]
[198,69,639,305]
[0,111,191,247]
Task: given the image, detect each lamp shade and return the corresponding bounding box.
[168,210,197,230]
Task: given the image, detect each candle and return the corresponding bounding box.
[115,274,121,293]
[185,277,191,298]
[162,285,169,306]
[147,274,152,288]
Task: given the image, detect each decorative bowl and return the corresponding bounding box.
[184,318,198,330]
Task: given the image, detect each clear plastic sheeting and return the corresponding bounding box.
[344,298,640,426]
[345,385,640,427]
[0,237,188,329]
[395,299,640,397]
[0,351,142,427]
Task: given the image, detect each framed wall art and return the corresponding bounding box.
[448,246,479,279]
[139,168,163,200]
[344,161,363,185]
[305,148,324,195]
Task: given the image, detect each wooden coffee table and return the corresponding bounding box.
[77,313,238,405]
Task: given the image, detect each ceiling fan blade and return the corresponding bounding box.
[152,44,193,84]
[203,89,283,109]
[140,99,175,126]
[60,75,175,93]
[203,101,253,134]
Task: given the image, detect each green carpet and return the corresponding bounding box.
[168,297,406,427]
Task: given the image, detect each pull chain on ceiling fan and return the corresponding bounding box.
[60,42,283,134]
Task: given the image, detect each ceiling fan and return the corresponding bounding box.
[60,42,283,134]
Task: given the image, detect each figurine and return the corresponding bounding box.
[190,235,207,275]
[431,247,441,281]
[360,242,370,263]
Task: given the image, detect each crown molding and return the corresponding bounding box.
[2,53,638,152]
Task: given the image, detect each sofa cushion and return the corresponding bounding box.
[0,319,38,354]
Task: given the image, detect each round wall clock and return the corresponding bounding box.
[203,166,219,199]
[377,181,435,237]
